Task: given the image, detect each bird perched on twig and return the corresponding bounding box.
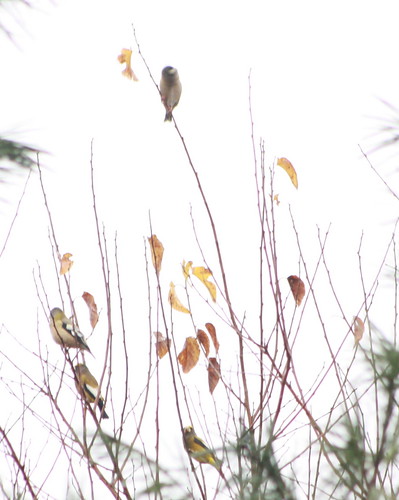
[183,426,224,477]
[49,307,91,352]
[74,364,109,419]
[160,66,182,121]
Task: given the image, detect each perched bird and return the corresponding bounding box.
[74,364,109,419]
[49,307,91,352]
[160,66,182,121]
[183,426,223,474]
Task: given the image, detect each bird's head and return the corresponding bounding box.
[74,363,86,374]
[50,307,63,318]
[162,66,178,81]
[183,425,194,436]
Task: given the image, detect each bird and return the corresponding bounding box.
[74,364,109,419]
[49,307,91,352]
[160,66,182,121]
[183,426,223,474]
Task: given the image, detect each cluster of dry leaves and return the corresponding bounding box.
[148,235,221,394]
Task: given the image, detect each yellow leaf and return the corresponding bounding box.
[205,323,220,353]
[82,291,99,328]
[287,275,305,306]
[273,194,280,205]
[197,329,210,357]
[148,235,164,274]
[192,266,217,302]
[182,260,193,279]
[59,253,73,275]
[153,331,171,359]
[117,48,139,81]
[208,357,220,394]
[277,157,298,189]
[178,337,200,373]
[353,316,364,345]
[168,282,190,314]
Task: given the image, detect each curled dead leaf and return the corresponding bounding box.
[353,316,364,345]
[82,291,99,328]
[287,275,305,306]
[192,266,217,302]
[277,157,298,189]
[59,253,73,275]
[197,329,210,357]
[178,337,200,373]
[168,282,190,314]
[153,331,171,359]
[208,357,220,394]
[117,48,139,81]
[205,323,220,353]
[182,260,193,279]
[148,235,164,274]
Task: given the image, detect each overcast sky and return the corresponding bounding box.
[1,0,398,498]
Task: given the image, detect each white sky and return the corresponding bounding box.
[1,0,398,498]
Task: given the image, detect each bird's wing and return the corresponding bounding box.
[64,319,90,350]
[62,319,75,337]
[193,436,209,451]
[83,382,99,401]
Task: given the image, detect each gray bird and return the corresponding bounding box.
[160,66,182,122]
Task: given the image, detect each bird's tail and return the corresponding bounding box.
[98,398,109,419]
[164,111,173,121]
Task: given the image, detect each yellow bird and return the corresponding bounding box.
[183,426,223,472]
[49,307,91,352]
[74,364,109,419]
[160,66,182,122]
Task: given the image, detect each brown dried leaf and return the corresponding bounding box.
[192,266,216,302]
[82,291,99,328]
[153,331,171,359]
[287,275,305,306]
[277,157,298,189]
[178,337,200,373]
[59,253,73,275]
[353,316,364,345]
[148,235,164,274]
[208,357,220,394]
[168,282,190,314]
[205,323,220,353]
[273,194,280,205]
[117,48,139,81]
[197,329,210,357]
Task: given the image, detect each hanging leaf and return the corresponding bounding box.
[273,194,280,205]
[148,235,164,274]
[153,331,171,359]
[208,357,221,394]
[168,282,190,314]
[182,260,193,279]
[192,266,217,302]
[59,253,73,275]
[117,48,139,81]
[287,275,305,306]
[205,323,220,353]
[197,329,210,357]
[178,337,200,373]
[277,157,298,189]
[353,316,364,345]
[82,291,99,328]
